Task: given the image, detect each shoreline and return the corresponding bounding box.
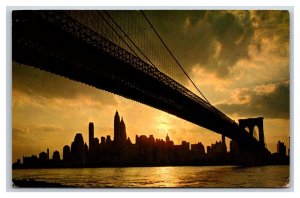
[12,179,75,188]
[12,163,289,170]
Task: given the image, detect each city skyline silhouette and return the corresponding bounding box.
[13,110,289,168]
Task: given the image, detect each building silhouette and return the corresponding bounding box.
[23,155,38,166]
[89,122,94,153]
[39,152,47,162]
[63,145,71,162]
[207,135,227,157]
[47,148,49,160]
[52,150,60,161]
[191,142,205,160]
[120,118,127,145]
[71,133,86,164]
[106,135,112,143]
[277,141,287,156]
[114,111,127,147]
[13,111,289,168]
[269,140,289,165]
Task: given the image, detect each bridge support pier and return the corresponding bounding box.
[238,117,265,147]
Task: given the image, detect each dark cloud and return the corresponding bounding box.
[145,10,254,78]
[206,11,254,76]
[250,10,289,57]
[145,10,288,80]
[145,11,214,74]
[216,81,289,119]
[13,62,117,106]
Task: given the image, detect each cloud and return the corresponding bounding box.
[12,62,118,106]
[13,125,63,138]
[205,11,254,76]
[12,124,65,161]
[30,125,63,134]
[144,10,255,79]
[144,10,289,82]
[13,126,39,146]
[250,10,289,57]
[216,81,289,119]
[12,127,30,138]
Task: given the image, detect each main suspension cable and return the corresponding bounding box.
[96,11,140,59]
[140,11,211,104]
[102,11,157,68]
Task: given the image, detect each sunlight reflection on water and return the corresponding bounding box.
[12,165,289,188]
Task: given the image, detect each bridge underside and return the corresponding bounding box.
[12,11,270,160]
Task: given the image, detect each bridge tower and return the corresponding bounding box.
[238,117,265,146]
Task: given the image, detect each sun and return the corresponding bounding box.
[155,114,172,137]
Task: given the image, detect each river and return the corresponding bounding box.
[12,165,289,188]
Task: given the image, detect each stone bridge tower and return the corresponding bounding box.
[238,117,265,146]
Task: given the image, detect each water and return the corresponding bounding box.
[12,165,289,188]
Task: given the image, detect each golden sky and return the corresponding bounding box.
[12,10,290,162]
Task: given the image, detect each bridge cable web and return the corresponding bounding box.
[97,12,141,60]
[109,11,173,75]
[64,11,236,116]
[102,11,184,86]
[102,10,210,104]
[100,11,157,68]
[140,11,210,104]
[65,11,230,114]
[69,11,181,87]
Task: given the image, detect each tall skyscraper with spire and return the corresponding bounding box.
[114,111,121,145]
[120,117,127,144]
[114,111,127,147]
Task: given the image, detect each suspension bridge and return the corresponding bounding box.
[12,10,271,164]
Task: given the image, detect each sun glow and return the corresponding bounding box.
[155,114,172,137]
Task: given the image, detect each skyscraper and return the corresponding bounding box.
[63,145,71,161]
[47,148,49,160]
[71,133,85,163]
[52,150,60,161]
[120,117,127,145]
[166,134,170,143]
[114,111,120,145]
[114,111,127,147]
[89,122,94,150]
[277,141,287,156]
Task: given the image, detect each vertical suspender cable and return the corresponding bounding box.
[141,11,211,104]
[102,11,157,68]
